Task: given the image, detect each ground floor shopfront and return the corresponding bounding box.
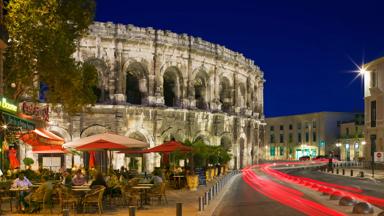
[265,144,319,160]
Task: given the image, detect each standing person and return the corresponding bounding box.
[12,173,32,210]
[8,147,20,169]
[72,169,86,186]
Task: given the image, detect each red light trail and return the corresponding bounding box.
[242,161,384,215]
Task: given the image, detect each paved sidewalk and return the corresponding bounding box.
[2,175,233,216]
[322,167,384,181]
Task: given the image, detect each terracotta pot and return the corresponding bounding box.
[186,175,199,191]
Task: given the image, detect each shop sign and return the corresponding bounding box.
[21,102,49,121]
[0,97,17,113]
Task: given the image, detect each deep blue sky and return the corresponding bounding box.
[95,0,384,117]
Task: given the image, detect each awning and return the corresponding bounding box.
[32,145,67,154]
[21,128,64,146]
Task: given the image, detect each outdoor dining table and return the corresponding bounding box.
[132,185,152,209]
[9,187,30,212]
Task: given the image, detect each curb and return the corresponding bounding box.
[198,173,241,216]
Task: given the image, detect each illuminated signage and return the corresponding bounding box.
[0,97,17,113]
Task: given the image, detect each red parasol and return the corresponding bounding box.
[146,140,191,153]
[89,151,96,169]
[63,132,148,151]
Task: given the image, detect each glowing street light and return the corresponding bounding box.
[361,141,366,145]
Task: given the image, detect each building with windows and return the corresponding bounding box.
[363,57,384,161]
[264,112,357,160]
[335,118,365,161]
[37,22,265,171]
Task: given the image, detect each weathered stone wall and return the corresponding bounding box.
[48,22,266,171]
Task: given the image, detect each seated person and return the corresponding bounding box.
[90,171,108,189]
[25,175,53,213]
[61,171,72,188]
[107,174,121,197]
[72,169,86,186]
[151,169,163,189]
[12,173,32,210]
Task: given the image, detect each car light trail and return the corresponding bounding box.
[247,161,384,210]
[242,166,347,216]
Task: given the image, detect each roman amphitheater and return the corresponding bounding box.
[45,22,265,171]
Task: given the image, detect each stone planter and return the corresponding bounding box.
[205,170,211,182]
[186,175,199,191]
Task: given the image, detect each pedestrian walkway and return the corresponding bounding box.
[322,167,384,181]
[2,178,225,216]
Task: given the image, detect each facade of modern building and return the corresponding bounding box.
[363,57,384,161]
[335,120,365,161]
[22,22,266,171]
[264,112,358,160]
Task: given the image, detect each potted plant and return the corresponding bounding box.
[23,157,34,170]
[218,147,232,174]
[183,138,209,191]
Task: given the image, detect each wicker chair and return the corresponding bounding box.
[28,189,54,214]
[57,187,78,214]
[83,186,105,215]
[0,189,13,213]
[121,185,140,206]
[148,182,168,205]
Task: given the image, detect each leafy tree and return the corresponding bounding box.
[3,0,97,114]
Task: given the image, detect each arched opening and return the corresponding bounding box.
[220,136,232,150]
[85,59,110,103]
[126,73,141,104]
[219,77,232,112]
[125,62,148,105]
[128,132,148,172]
[163,67,182,107]
[239,138,245,169]
[194,73,207,110]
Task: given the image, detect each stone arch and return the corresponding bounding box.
[194,132,210,145]
[124,61,149,105]
[163,66,183,107]
[47,125,72,142]
[238,82,246,108]
[84,58,110,103]
[193,69,209,110]
[219,76,232,112]
[125,129,155,171]
[80,124,108,138]
[220,136,232,150]
[237,133,247,169]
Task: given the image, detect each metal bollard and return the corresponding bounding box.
[129,206,136,216]
[336,169,339,174]
[198,196,204,211]
[350,170,353,176]
[176,203,183,216]
[205,191,209,205]
[342,169,345,175]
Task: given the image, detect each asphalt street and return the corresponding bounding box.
[286,168,384,198]
[213,174,305,216]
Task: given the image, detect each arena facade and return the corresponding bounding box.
[38,22,265,171]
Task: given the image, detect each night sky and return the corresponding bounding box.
[95,0,384,117]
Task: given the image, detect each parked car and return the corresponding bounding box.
[299,156,311,161]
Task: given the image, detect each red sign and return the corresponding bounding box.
[21,102,49,122]
[377,153,382,158]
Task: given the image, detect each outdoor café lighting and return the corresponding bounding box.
[2,125,7,129]
[361,141,366,145]
[335,143,342,147]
